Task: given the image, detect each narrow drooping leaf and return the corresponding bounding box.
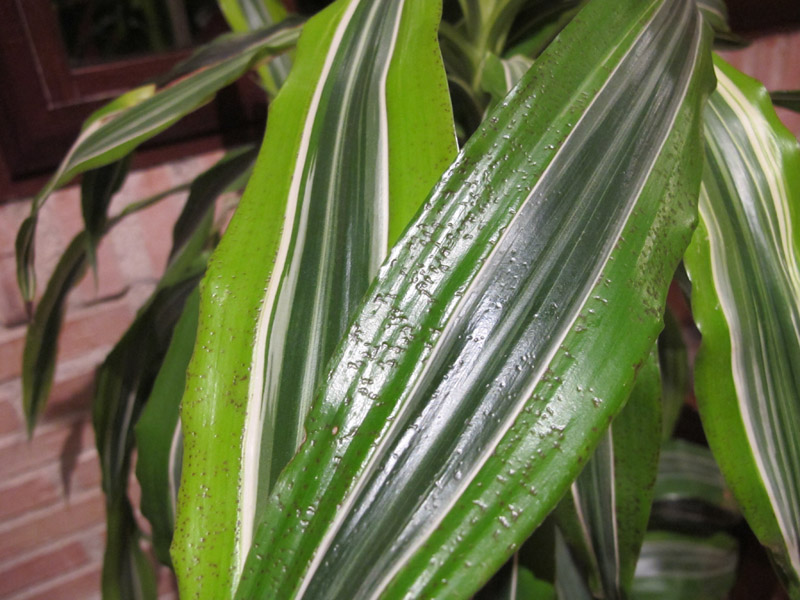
[475,553,556,600]
[684,56,800,596]
[21,234,89,435]
[168,145,257,264]
[21,183,192,435]
[216,0,292,95]
[557,351,662,598]
[631,531,738,600]
[771,90,800,114]
[94,176,217,597]
[102,497,158,600]
[15,20,301,301]
[173,0,457,597]
[502,0,585,59]
[696,0,730,34]
[81,158,131,274]
[555,530,594,600]
[95,198,211,595]
[481,53,533,107]
[235,0,713,597]
[134,288,199,567]
[95,277,199,600]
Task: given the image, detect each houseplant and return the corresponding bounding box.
[16,0,800,598]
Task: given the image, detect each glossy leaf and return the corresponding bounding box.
[684,55,800,595]
[15,20,302,301]
[631,531,738,600]
[134,147,255,566]
[235,0,713,597]
[558,351,662,598]
[173,0,457,597]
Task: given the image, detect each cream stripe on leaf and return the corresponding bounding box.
[685,55,800,597]
[234,0,713,597]
[172,0,456,598]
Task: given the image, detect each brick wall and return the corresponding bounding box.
[0,151,222,600]
[0,29,798,600]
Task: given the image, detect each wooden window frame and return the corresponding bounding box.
[0,0,267,202]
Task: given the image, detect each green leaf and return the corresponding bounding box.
[235,0,714,596]
[168,145,257,265]
[771,90,800,114]
[213,0,292,95]
[557,351,662,598]
[95,168,217,597]
[21,183,191,435]
[481,53,533,107]
[134,288,199,567]
[503,0,585,59]
[95,277,199,600]
[684,55,800,596]
[103,497,158,600]
[475,554,556,600]
[15,20,302,301]
[631,531,738,600]
[555,530,594,600]
[173,0,457,597]
[21,234,90,436]
[81,158,131,275]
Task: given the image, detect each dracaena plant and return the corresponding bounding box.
[15,0,800,598]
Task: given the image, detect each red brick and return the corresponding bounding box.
[72,238,129,307]
[157,563,178,598]
[23,564,102,600]
[72,451,102,492]
[0,474,59,522]
[137,192,187,276]
[0,201,30,261]
[719,31,800,138]
[0,399,22,436]
[0,254,29,327]
[0,300,132,383]
[42,370,95,422]
[0,540,89,597]
[0,416,94,481]
[0,491,104,563]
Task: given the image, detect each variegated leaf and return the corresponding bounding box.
[235,0,713,597]
[15,20,301,301]
[631,531,738,600]
[172,0,457,597]
[557,350,662,598]
[684,55,800,596]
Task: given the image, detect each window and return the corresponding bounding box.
[0,0,267,201]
